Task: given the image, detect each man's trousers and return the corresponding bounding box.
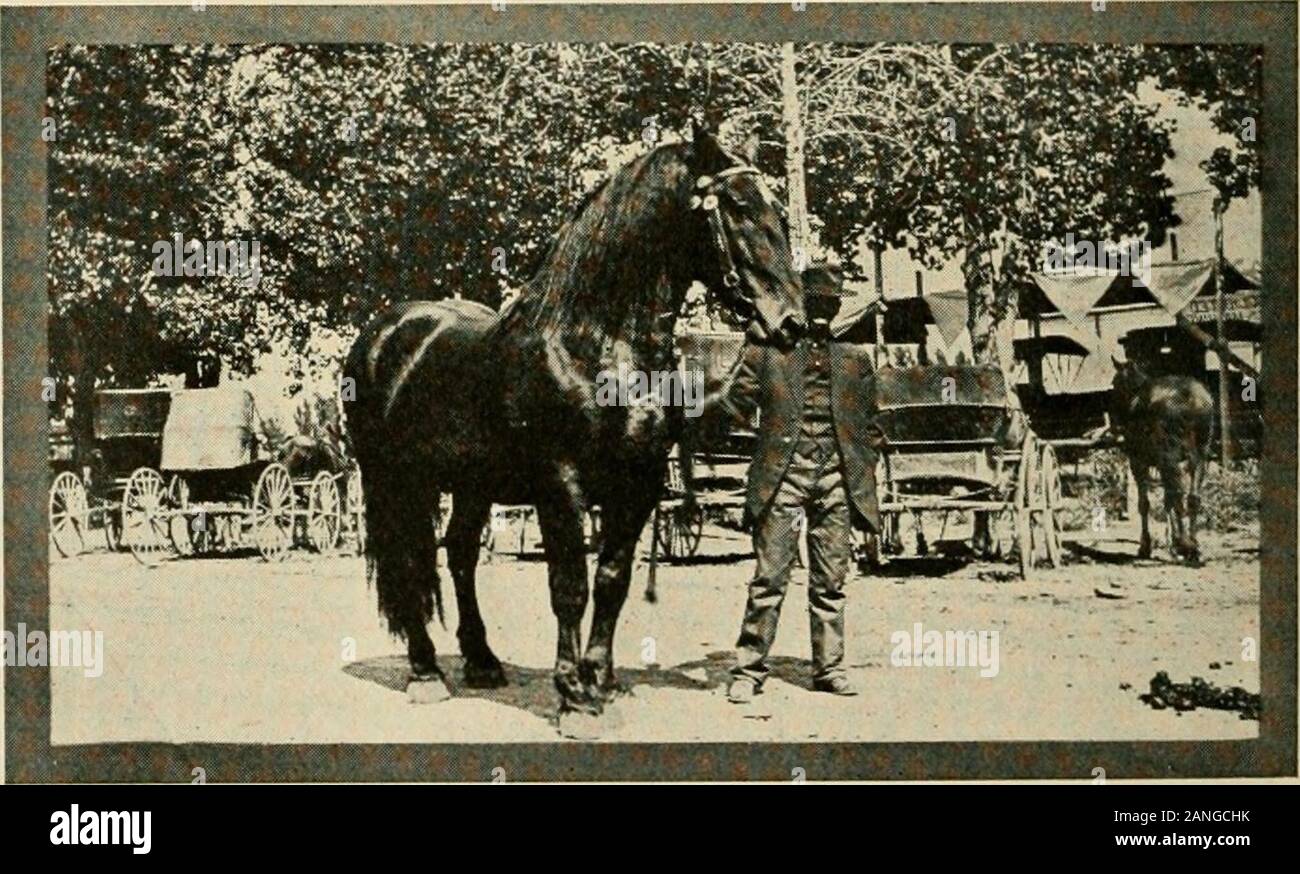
[733,440,851,686]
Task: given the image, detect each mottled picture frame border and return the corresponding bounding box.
[3,2,1295,782]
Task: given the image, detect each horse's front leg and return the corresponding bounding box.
[535,477,597,717]
[583,489,659,701]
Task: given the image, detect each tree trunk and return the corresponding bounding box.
[781,42,811,261]
[961,216,998,365]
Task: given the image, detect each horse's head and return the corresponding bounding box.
[682,125,805,348]
[1110,356,1149,421]
[1112,356,1148,394]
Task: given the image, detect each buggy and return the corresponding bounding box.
[48,388,172,558]
[872,364,1064,578]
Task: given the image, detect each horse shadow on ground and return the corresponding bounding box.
[344,650,822,720]
[1064,539,1140,565]
[1063,538,1187,567]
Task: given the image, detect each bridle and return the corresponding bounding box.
[690,164,762,296]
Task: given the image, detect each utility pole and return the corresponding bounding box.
[1214,199,1233,467]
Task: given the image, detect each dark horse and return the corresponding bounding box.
[1110,358,1214,563]
[342,128,804,732]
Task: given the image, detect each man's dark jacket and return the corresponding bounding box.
[709,332,884,533]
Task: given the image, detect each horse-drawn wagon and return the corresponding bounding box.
[48,388,173,558]
[872,363,1064,578]
[119,387,345,566]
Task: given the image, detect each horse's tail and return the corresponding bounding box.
[356,447,444,635]
[342,328,444,636]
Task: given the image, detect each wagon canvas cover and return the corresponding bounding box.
[161,387,257,471]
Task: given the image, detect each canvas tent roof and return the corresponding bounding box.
[1022,259,1260,321]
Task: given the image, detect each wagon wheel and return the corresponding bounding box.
[986,507,1018,560]
[167,475,197,557]
[1013,433,1038,579]
[123,467,173,567]
[253,463,294,562]
[1038,442,1064,569]
[307,472,342,552]
[49,471,89,558]
[655,500,704,559]
[346,468,365,555]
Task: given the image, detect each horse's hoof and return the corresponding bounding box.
[557,708,605,740]
[601,679,634,703]
[407,675,452,704]
[463,660,508,689]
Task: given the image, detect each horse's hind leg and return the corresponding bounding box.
[1132,460,1153,559]
[1188,456,1206,558]
[361,465,448,702]
[446,493,506,688]
[1163,461,1198,564]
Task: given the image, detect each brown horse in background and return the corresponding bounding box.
[1111,359,1214,563]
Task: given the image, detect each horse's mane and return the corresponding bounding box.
[501,142,692,344]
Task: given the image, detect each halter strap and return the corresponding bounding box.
[690,165,762,292]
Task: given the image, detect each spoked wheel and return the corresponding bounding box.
[655,500,704,560]
[346,468,365,555]
[167,475,196,557]
[123,467,173,567]
[1013,433,1038,579]
[986,506,1019,560]
[1038,442,1064,569]
[253,463,294,562]
[307,472,342,552]
[49,471,89,558]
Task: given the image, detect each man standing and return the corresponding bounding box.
[712,264,883,702]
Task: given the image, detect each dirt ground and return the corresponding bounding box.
[49,517,1260,745]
